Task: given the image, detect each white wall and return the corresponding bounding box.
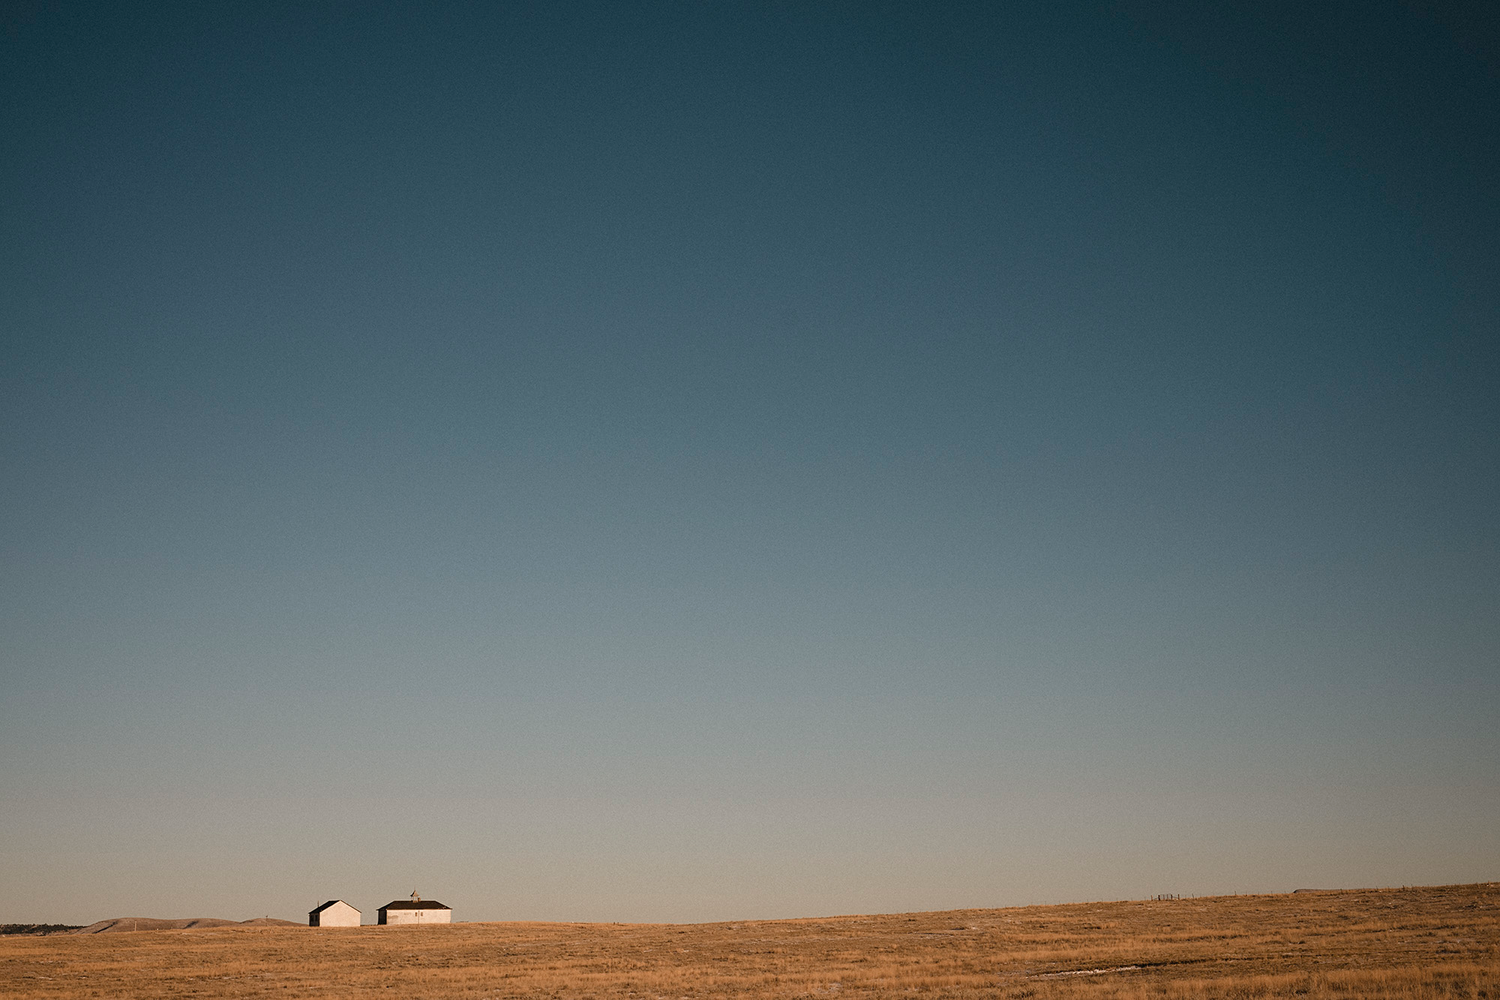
[381,906,452,925]
[311,901,361,927]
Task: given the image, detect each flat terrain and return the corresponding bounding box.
[2,883,1495,999]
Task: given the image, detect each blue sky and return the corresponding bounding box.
[2,2,1496,924]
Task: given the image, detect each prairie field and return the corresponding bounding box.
[2,883,1495,999]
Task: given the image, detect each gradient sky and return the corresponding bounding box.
[2,2,1496,925]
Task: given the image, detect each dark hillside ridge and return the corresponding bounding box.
[72,917,305,933]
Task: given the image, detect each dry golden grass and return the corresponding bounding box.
[2,883,1495,999]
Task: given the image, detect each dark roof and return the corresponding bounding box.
[310,900,359,914]
[379,900,451,910]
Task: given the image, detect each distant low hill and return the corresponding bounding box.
[71,917,303,934]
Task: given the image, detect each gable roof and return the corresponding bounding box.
[310,900,360,914]
[379,900,451,910]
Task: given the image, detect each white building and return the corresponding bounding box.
[378,892,452,925]
[309,900,361,927]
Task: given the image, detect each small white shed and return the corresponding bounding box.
[378,892,452,925]
[309,899,361,927]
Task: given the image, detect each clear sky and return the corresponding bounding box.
[2,2,1496,925]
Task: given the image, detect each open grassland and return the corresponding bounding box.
[2,883,1494,999]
